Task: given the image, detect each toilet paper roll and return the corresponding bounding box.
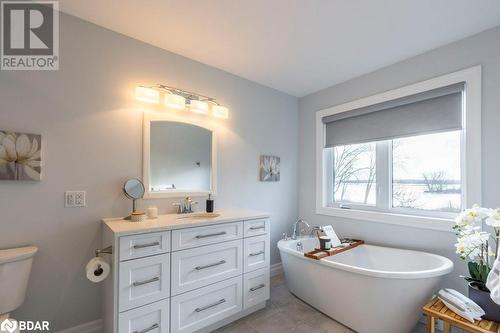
[86,257,110,283]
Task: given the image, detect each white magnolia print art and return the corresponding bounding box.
[0,131,42,181]
[260,155,280,182]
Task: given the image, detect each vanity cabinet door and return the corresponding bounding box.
[171,239,242,295]
[119,231,170,261]
[119,253,170,312]
[170,276,242,333]
[244,219,269,238]
[243,267,270,309]
[171,222,243,251]
[243,234,270,273]
[118,298,169,333]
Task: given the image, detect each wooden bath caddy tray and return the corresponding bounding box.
[304,239,364,260]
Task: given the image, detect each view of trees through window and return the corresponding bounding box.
[332,131,462,213]
[333,142,376,205]
[392,131,461,212]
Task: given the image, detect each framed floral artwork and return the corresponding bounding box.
[0,131,42,181]
[260,155,280,182]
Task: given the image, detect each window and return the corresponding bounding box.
[316,66,481,229]
[329,130,462,215]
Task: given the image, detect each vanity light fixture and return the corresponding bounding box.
[189,100,209,114]
[135,86,160,104]
[135,84,229,119]
[164,93,186,110]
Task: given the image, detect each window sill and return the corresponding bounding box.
[316,206,455,232]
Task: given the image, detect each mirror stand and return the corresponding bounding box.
[123,178,145,220]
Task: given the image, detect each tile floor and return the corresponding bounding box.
[214,274,432,333]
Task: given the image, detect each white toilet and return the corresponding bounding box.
[0,246,38,332]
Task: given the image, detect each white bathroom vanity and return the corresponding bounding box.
[101,210,270,333]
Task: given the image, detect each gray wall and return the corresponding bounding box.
[299,25,500,293]
[0,14,298,331]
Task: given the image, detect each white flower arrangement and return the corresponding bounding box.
[486,209,500,228]
[454,205,500,291]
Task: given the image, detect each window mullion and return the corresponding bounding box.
[326,148,334,206]
[376,141,390,211]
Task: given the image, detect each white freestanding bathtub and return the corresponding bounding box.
[278,237,453,333]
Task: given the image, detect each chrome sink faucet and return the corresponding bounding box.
[291,218,310,240]
[173,197,198,214]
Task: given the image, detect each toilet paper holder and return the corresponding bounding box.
[91,246,113,278]
[95,245,113,257]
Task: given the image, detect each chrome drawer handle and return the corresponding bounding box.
[133,241,160,249]
[249,250,265,257]
[195,299,226,312]
[132,276,160,287]
[133,323,159,333]
[195,231,226,239]
[195,260,226,270]
[249,225,265,230]
[250,284,266,292]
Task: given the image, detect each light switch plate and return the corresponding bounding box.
[65,191,86,207]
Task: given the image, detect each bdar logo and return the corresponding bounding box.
[0,318,18,333]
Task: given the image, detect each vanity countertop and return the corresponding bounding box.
[102,209,270,235]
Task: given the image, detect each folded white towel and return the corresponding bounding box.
[437,289,484,323]
[486,250,500,305]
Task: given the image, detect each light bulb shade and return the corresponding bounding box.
[164,93,186,110]
[212,105,229,119]
[190,100,209,114]
[136,86,160,104]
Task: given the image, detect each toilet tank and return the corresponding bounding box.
[0,246,38,315]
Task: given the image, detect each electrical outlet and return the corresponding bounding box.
[65,191,86,208]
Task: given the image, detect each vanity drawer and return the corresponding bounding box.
[170,276,242,333]
[243,234,270,273]
[243,267,270,309]
[119,231,170,261]
[171,239,242,295]
[171,222,242,251]
[244,219,269,237]
[119,253,170,312]
[118,298,169,333]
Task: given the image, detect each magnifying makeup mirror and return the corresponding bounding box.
[123,178,145,217]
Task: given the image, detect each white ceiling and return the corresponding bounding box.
[59,0,500,97]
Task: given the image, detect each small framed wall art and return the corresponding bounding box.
[260,155,280,182]
[0,131,42,181]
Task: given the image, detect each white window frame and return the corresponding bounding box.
[316,66,482,232]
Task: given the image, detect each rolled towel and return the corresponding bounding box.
[486,249,500,305]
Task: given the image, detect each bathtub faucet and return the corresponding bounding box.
[310,226,323,237]
[292,219,310,240]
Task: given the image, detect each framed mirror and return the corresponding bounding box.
[143,113,217,198]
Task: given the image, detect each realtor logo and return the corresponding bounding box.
[1,0,59,70]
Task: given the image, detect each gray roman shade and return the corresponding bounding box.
[323,83,464,147]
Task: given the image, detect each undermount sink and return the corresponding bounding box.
[176,212,221,219]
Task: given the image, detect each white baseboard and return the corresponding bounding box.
[270,262,283,277]
[55,319,102,333]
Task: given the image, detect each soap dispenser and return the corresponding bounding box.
[206,194,214,213]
